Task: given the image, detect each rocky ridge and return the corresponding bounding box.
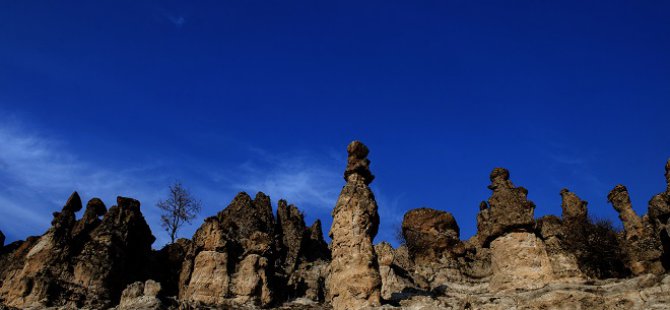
[1,142,669,309]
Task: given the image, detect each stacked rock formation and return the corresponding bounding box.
[478,168,554,291]
[0,193,155,309]
[327,141,382,310]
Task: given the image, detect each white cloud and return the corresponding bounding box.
[0,121,171,245]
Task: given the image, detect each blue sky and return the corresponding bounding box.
[1,1,669,247]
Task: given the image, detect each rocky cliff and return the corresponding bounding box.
[1,143,669,309]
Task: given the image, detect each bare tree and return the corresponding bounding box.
[157,182,202,244]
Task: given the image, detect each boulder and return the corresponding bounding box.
[118,280,164,310]
[402,208,460,263]
[327,141,382,310]
[489,232,554,291]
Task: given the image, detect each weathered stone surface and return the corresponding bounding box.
[327,141,382,310]
[609,185,664,275]
[401,208,460,263]
[180,192,277,307]
[277,200,306,273]
[344,140,374,185]
[375,242,415,301]
[536,215,583,280]
[118,280,164,310]
[648,159,670,270]
[477,168,536,245]
[489,232,554,291]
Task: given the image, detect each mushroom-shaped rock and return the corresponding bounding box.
[344,140,375,185]
[609,185,645,240]
[327,141,382,310]
[402,208,460,262]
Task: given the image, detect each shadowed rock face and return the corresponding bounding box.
[648,159,670,269]
[0,230,4,248]
[327,141,382,310]
[0,193,155,309]
[608,185,664,275]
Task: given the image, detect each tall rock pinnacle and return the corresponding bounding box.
[327,141,382,310]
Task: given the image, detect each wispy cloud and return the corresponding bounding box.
[0,115,406,248]
[0,118,172,245]
[208,147,344,230]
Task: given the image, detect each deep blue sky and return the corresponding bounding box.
[1,1,669,247]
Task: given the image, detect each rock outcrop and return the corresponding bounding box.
[178,191,330,308]
[2,144,670,310]
[477,168,536,246]
[327,141,382,310]
[401,208,461,263]
[479,168,554,292]
[648,159,670,269]
[0,231,4,249]
[0,194,155,309]
[608,185,664,275]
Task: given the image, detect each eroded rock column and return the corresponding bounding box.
[327,141,382,310]
[480,168,553,292]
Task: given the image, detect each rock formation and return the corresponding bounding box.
[2,145,670,310]
[536,215,583,280]
[0,193,155,309]
[608,185,664,275]
[479,168,554,292]
[401,208,461,263]
[327,141,382,310]
[648,159,670,269]
[178,191,330,308]
[0,230,4,248]
[477,168,536,246]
